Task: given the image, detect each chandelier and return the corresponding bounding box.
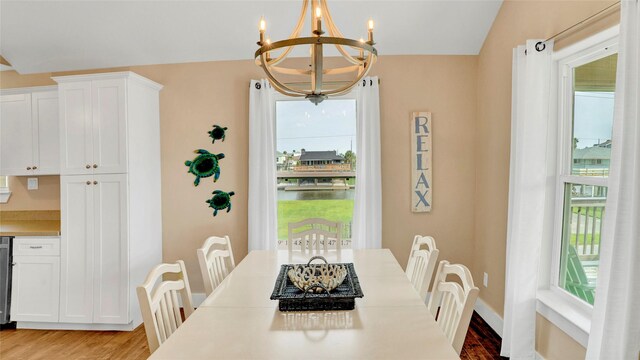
[255,0,377,105]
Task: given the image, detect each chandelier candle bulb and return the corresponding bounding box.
[358,38,365,60]
[266,38,272,61]
[367,19,375,44]
[259,16,266,44]
[314,7,323,35]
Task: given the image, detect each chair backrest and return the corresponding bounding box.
[136,260,195,353]
[564,245,595,304]
[197,235,236,296]
[405,235,440,301]
[426,260,479,355]
[288,218,342,252]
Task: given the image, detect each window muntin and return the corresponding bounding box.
[275,99,356,249]
[554,49,617,306]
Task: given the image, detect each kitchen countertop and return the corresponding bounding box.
[0,210,61,236]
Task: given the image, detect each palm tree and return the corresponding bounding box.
[343,150,356,170]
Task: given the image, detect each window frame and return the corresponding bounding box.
[0,176,10,203]
[535,25,619,347]
[272,92,358,248]
[550,37,617,312]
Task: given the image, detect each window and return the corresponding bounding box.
[552,42,617,307]
[0,176,10,203]
[275,99,356,249]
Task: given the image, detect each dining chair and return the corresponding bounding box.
[426,260,479,355]
[136,260,195,354]
[405,235,440,302]
[197,235,236,296]
[288,218,343,252]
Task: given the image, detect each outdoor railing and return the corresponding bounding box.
[293,164,352,172]
[571,198,606,259]
[572,168,610,177]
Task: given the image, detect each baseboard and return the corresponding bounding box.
[17,320,140,331]
[473,297,504,337]
[472,298,546,360]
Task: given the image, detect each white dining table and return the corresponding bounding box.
[149,249,459,359]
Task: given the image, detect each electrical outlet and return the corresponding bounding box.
[27,178,38,190]
[483,272,489,287]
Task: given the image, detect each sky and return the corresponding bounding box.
[573,91,614,148]
[276,99,356,155]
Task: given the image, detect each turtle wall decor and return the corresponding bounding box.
[208,125,227,143]
[184,149,225,186]
[206,190,235,216]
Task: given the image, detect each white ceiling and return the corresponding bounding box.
[0,0,502,74]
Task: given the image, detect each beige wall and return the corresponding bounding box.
[0,176,60,211]
[474,0,618,358]
[0,55,479,293]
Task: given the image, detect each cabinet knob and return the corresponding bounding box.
[26,167,31,170]
[86,164,91,169]
[93,164,98,168]
[86,181,91,185]
[93,181,98,185]
[32,166,37,170]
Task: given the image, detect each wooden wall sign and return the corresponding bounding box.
[411,112,432,212]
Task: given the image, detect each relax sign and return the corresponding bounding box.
[411,112,432,212]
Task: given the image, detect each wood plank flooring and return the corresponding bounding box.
[1,311,505,359]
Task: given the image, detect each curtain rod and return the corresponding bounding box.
[283,79,381,86]
[536,1,621,52]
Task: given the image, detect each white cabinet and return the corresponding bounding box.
[55,72,163,330]
[60,174,129,324]
[58,78,126,175]
[59,175,94,323]
[10,237,61,323]
[32,91,60,175]
[0,87,59,176]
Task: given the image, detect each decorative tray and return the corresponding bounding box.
[270,256,364,311]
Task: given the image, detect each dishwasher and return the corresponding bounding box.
[0,236,14,328]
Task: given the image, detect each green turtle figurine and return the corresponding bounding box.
[208,125,227,144]
[206,190,234,216]
[184,149,225,186]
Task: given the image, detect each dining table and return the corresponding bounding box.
[149,249,459,359]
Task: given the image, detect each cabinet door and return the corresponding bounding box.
[59,175,94,323]
[32,91,60,175]
[59,82,93,175]
[10,256,60,322]
[93,174,129,324]
[0,93,33,175]
[92,80,127,174]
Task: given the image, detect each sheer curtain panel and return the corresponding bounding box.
[587,1,640,358]
[501,40,554,359]
[248,80,278,251]
[351,77,382,249]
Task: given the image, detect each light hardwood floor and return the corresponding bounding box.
[0,325,149,359]
[0,312,503,359]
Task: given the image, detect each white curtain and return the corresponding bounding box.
[587,1,640,358]
[351,77,382,249]
[501,40,554,359]
[248,79,278,251]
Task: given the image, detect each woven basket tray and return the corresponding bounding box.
[270,259,364,312]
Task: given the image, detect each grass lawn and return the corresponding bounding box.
[277,199,354,239]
